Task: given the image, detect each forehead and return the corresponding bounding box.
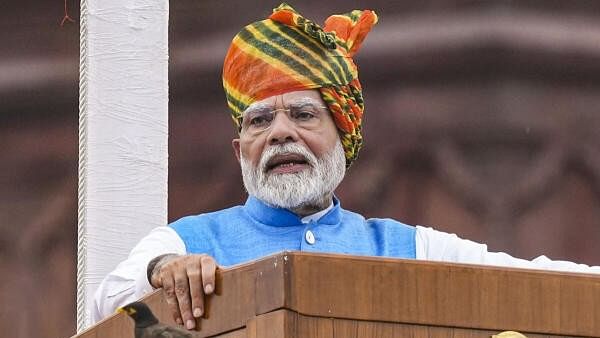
[248,89,324,109]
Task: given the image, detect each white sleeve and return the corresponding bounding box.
[91,226,186,323]
[415,225,600,274]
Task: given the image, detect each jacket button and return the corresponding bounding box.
[305,230,316,245]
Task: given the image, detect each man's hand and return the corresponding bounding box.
[149,254,217,330]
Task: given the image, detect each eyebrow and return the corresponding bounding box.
[243,102,272,116]
[288,98,324,109]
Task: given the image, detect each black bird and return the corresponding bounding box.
[119,301,196,338]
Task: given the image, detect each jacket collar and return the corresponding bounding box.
[243,195,341,226]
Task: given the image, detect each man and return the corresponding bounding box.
[93,3,599,330]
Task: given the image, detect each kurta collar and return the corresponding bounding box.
[243,195,341,227]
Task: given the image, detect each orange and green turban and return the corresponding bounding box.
[222,3,378,166]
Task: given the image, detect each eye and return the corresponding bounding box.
[292,109,316,121]
[248,112,273,127]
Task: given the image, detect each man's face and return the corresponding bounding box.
[232,89,346,209]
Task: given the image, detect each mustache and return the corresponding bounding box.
[259,143,317,173]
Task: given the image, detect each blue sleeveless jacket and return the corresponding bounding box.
[170,196,416,266]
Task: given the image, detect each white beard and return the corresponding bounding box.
[240,140,346,210]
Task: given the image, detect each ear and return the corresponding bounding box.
[232,138,241,163]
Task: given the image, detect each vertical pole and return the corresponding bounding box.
[77,0,169,331]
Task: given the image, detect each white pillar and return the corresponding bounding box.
[77,0,169,331]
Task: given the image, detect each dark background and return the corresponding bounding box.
[1,1,599,337]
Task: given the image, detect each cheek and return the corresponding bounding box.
[240,138,264,164]
[311,119,340,155]
[303,133,339,157]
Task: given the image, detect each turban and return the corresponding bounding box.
[222,3,378,167]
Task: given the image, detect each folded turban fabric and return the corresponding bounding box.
[223,3,378,167]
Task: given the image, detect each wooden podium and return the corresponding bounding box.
[74,252,600,337]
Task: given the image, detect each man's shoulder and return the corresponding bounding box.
[339,208,415,230]
[169,204,246,228]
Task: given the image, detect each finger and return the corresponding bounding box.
[161,272,183,326]
[201,255,217,295]
[173,270,195,330]
[187,259,204,318]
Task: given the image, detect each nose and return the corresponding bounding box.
[267,111,299,145]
